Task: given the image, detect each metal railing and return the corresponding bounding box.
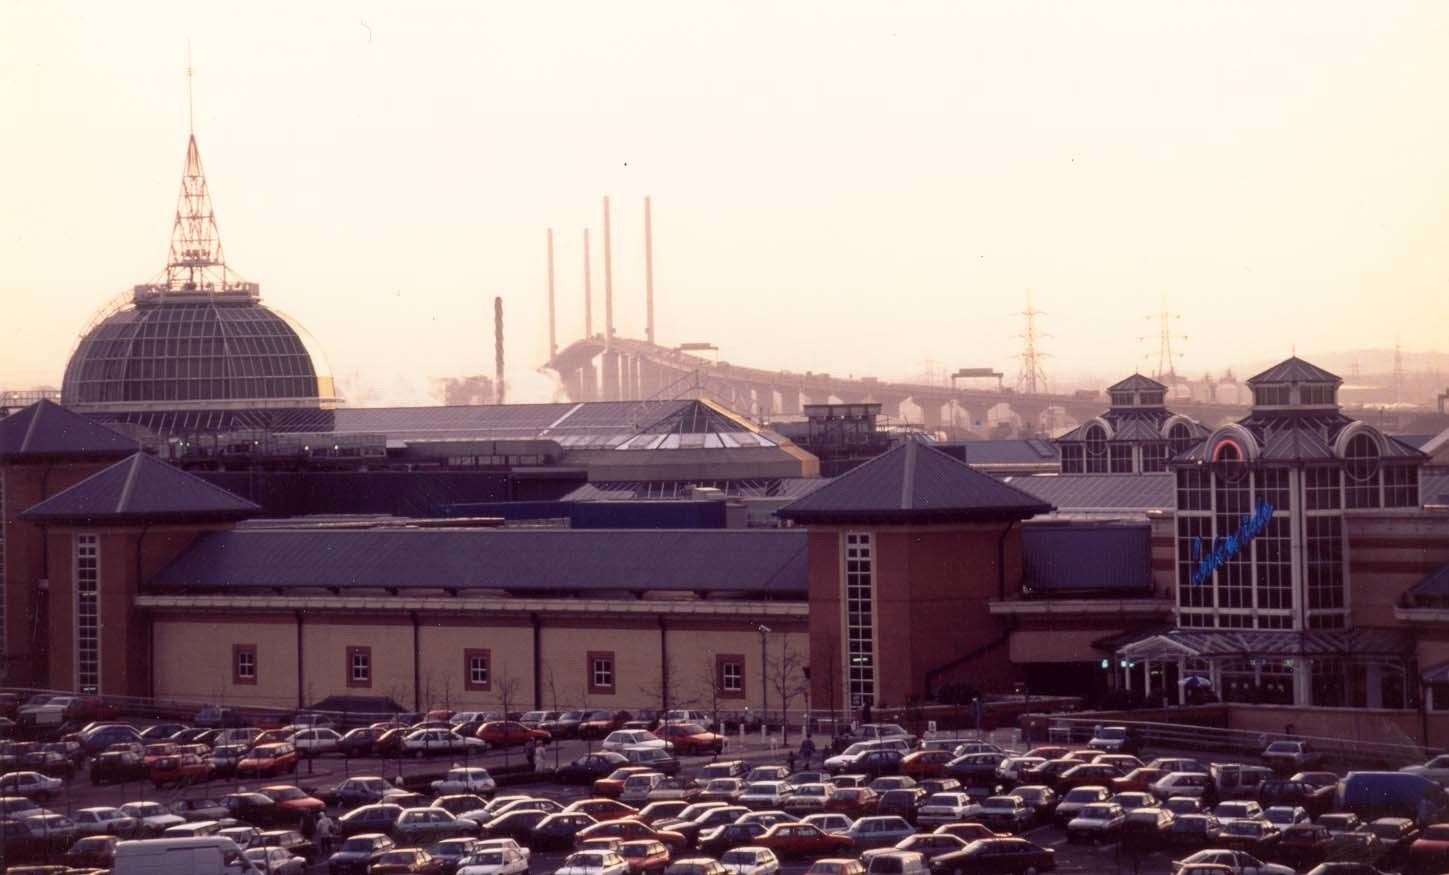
[1036,713,1438,768]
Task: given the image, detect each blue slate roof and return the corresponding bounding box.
[1022,523,1154,595]
[1107,373,1167,393]
[147,527,808,596]
[778,439,1053,523]
[1247,356,1341,385]
[0,399,137,462]
[20,452,259,523]
[1005,473,1175,511]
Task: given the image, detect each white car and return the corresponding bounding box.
[1065,802,1125,842]
[1213,800,1265,822]
[781,783,835,813]
[459,842,531,875]
[1151,772,1216,801]
[478,837,533,864]
[1170,849,1294,875]
[432,767,498,796]
[721,846,781,875]
[738,781,793,809]
[603,730,668,753]
[453,711,503,726]
[120,800,188,835]
[856,724,912,742]
[555,849,630,875]
[291,727,342,756]
[620,772,667,805]
[1402,754,1449,785]
[916,793,973,828]
[995,756,1045,783]
[802,813,854,835]
[244,846,307,875]
[72,805,139,837]
[402,728,489,756]
[0,771,62,800]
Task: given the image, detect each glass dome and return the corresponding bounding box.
[62,292,335,411]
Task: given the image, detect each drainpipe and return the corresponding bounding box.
[531,613,543,710]
[997,520,1018,601]
[411,612,422,713]
[659,616,670,713]
[295,610,305,711]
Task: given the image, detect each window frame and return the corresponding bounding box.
[717,654,746,699]
[464,648,492,692]
[346,645,373,689]
[588,651,616,695]
[233,644,258,685]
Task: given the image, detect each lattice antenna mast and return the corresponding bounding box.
[1015,290,1050,394]
[1145,292,1187,382]
[157,50,247,297]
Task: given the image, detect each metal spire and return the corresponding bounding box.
[146,49,250,298]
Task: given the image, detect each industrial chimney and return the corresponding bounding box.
[603,196,614,349]
[547,229,557,359]
[644,196,655,346]
[494,296,505,405]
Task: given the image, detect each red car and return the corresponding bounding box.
[595,768,656,799]
[369,847,444,874]
[576,818,688,852]
[580,711,632,739]
[825,787,879,817]
[568,798,641,823]
[755,822,855,858]
[1406,823,1449,874]
[1111,767,1166,794]
[900,750,953,779]
[478,721,551,748]
[142,743,179,767]
[258,784,326,820]
[618,839,671,874]
[653,724,726,757]
[237,743,299,778]
[150,752,213,787]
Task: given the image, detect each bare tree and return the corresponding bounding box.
[694,654,730,737]
[638,654,695,715]
[495,662,522,719]
[768,638,810,744]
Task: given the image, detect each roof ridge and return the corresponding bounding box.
[115,453,144,513]
[900,440,917,509]
[19,402,45,453]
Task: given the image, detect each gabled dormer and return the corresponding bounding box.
[1106,373,1169,410]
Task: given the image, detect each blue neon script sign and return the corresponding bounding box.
[1190,499,1274,586]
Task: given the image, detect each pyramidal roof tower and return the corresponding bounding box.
[158,131,247,296]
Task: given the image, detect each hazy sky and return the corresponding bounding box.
[4,1,1448,402]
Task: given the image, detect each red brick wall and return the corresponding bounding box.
[805,521,1027,712]
[46,524,210,697]
[1,461,116,685]
[807,529,843,716]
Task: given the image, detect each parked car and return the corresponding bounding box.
[0,770,62,800]
[755,822,854,858]
[931,837,1056,874]
[1152,772,1219,805]
[1170,849,1293,875]
[433,767,498,797]
[655,724,726,756]
[369,847,446,874]
[328,832,397,875]
[237,742,299,778]
[339,803,406,838]
[457,841,532,875]
[1261,740,1324,774]
[394,807,481,844]
[560,753,633,785]
[64,832,119,868]
[604,730,670,754]
[844,816,915,851]
[402,728,488,757]
[720,845,781,875]
[246,845,309,875]
[477,721,551,748]
[556,849,631,875]
[1065,802,1125,843]
[1088,726,1141,754]
[532,813,603,852]
[1217,819,1281,857]
[967,795,1035,833]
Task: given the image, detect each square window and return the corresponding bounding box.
[347,646,372,688]
[588,651,616,694]
[717,654,745,698]
[233,644,257,685]
[465,648,492,692]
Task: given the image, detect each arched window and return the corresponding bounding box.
[1344,432,1382,508]
[1084,425,1108,473]
[1212,439,1247,483]
[1345,433,1379,482]
[1169,423,1195,456]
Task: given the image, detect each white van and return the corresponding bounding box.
[113,836,264,875]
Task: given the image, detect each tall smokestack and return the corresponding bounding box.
[603,195,614,349]
[644,196,655,346]
[494,296,505,405]
[546,229,557,359]
[583,228,593,338]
